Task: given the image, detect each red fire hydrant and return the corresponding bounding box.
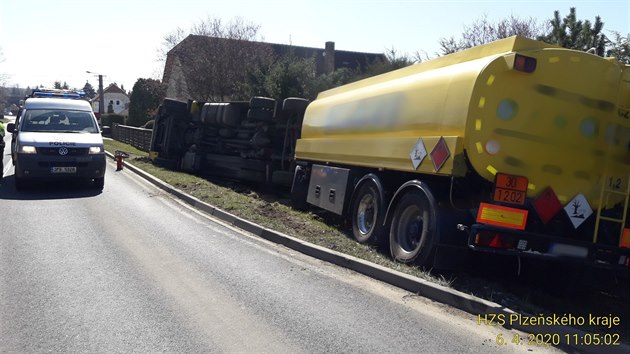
[114,150,130,171]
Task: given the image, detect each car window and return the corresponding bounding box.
[21,109,98,133]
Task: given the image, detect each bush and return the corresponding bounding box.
[101,114,125,127]
[128,78,165,127]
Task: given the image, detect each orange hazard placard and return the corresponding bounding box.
[493,173,528,205]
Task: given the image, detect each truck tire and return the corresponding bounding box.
[351,181,385,244]
[218,128,236,138]
[162,98,188,115]
[250,96,276,110]
[389,189,437,266]
[282,97,309,113]
[247,108,274,121]
[236,131,251,140]
[219,104,242,128]
[201,103,220,125]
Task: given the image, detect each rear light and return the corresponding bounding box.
[513,54,537,73]
[621,228,630,248]
[474,232,492,246]
[474,231,517,250]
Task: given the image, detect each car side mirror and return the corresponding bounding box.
[7,122,15,133]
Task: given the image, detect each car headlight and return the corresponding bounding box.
[89,146,103,154]
[19,145,36,154]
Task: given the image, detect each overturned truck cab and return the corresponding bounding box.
[150,96,309,186]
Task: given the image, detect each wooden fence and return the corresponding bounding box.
[111,124,152,152]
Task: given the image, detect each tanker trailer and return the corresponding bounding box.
[292,35,630,269]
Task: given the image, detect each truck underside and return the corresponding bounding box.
[150,97,309,186]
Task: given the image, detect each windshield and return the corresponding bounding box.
[20,109,99,133]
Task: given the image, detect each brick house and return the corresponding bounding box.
[162,35,386,101]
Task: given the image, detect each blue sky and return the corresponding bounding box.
[0,0,628,92]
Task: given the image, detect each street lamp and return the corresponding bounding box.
[86,71,105,119]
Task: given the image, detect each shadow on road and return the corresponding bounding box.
[0,174,102,200]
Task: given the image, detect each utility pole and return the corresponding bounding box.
[86,71,105,119]
[97,74,104,118]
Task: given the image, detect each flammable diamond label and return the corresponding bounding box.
[430,137,450,172]
[564,194,593,229]
[410,138,427,170]
[533,187,562,224]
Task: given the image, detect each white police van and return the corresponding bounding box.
[7,89,106,190]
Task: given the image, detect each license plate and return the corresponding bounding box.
[51,167,77,174]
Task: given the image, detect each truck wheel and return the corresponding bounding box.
[220,104,242,128]
[389,189,437,266]
[162,98,188,116]
[351,181,385,244]
[282,98,309,113]
[250,96,276,110]
[247,108,274,121]
[218,128,236,138]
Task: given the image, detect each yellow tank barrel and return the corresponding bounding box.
[296,36,630,205]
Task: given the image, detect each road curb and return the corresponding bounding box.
[106,152,628,354]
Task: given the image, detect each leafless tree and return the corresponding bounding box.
[0,48,7,85]
[159,16,274,101]
[607,31,630,63]
[158,17,263,62]
[439,15,547,55]
[0,47,8,111]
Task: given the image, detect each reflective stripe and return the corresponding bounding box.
[476,203,528,230]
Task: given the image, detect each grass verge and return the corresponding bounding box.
[104,139,452,286]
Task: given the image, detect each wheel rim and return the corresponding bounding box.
[397,205,424,253]
[357,194,375,235]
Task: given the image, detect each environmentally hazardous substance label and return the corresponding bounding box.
[564,194,593,229]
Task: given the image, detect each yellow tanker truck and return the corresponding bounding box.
[292,35,630,269]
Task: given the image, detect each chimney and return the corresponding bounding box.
[324,41,335,74]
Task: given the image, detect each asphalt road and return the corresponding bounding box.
[0,132,560,353]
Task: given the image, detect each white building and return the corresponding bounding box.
[91,83,130,115]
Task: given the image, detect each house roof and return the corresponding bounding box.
[91,83,129,102]
[104,83,127,95]
[163,35,386,87]
[179,35,386,66]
